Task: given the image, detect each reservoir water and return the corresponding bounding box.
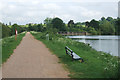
[67,35,120,57]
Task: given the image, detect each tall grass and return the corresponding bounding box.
[31,31,120,78]
[2,32,26,64]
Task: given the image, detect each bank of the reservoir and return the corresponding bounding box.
[31,31,120,78]
[58,32,91,36]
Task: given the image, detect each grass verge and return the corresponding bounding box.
[31,31,120,78]
[2,32,26,64]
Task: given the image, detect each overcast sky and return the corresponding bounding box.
[0,0,119,25]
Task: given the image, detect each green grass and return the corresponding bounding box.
[2,32,26,64]
[31,31,120,78]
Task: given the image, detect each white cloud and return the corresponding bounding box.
[80,8,102,18]
[42,3,61,10]
[65,5,102,22]
[8,0,119,2]
[55,14,76,22]
[0,0,118,24]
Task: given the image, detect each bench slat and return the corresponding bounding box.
[65,46,83,60]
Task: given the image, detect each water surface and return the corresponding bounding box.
[67,35,120,57]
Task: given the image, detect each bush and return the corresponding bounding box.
[2,24,11,38]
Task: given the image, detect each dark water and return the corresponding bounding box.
[67,35,120,57]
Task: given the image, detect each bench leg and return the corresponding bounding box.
[72,55,74,61]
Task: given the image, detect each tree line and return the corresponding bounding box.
[1,16,120,38]
[0,23,27,38]
[43,17,120,35]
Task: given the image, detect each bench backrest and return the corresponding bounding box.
[65,46,81,60]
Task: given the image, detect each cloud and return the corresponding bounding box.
[6,0,119,2]
[0,0,118,24]
[80,7,102,18]
[42,3,61,10]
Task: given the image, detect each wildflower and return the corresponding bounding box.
[101,53,104,56]
[116,61,119,63]
[104,67,108,70]
[112,64,116,67]
[104,57,107,60]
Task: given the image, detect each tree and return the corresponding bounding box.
[28,23,33,31]
[85,21,90,27]
[44,17,53,28]
[37,24,43,32]
[87,27,97,35]
[2,24,11,38]
[100,20,115,35]
[68,20,75,28]
[106,17,113,21]
[115,18,120,35]
[51,17,66,31]
[33,24,38,31]
[101,17,105,21]
[11,24,21,35]
[0,22,2,38]
[89,19,100,30]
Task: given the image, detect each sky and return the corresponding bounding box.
[118,1,120,18]
[0,0,119,25]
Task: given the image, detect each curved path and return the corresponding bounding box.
[2,32,69,78]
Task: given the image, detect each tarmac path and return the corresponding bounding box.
[2,32,69,78]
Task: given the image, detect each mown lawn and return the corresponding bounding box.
[2,32,26,64]
[31,31,120,79]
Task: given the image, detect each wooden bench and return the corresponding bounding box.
[65,46,84,62]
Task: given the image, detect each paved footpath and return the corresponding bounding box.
[2,32,69,78]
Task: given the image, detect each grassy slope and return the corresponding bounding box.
[2,32,26,63]
[31,32,119,78]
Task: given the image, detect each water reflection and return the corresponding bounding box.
[68,36,119,57]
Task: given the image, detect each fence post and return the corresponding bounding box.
[46,34,49,41]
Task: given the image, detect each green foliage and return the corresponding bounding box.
[89,19,100,30]
[115,18,120,35]
[87,27,98,35]
[51,17,66,31]
[2,24,11,38]
[100,20,115,35]
[85,21,90,27]
[101,17,106,21]
[28,17,120,35]
[31,32,120,78]
[1,22,26,39]
[68,20,75,28]
[37,24,43,32]
[83,17,119,35]
[11,24,19,35]
[28,23,44,32]
[44,17,53,28]
[0,23,2,39]
[1,16,119,36]
[106,17,113,21]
